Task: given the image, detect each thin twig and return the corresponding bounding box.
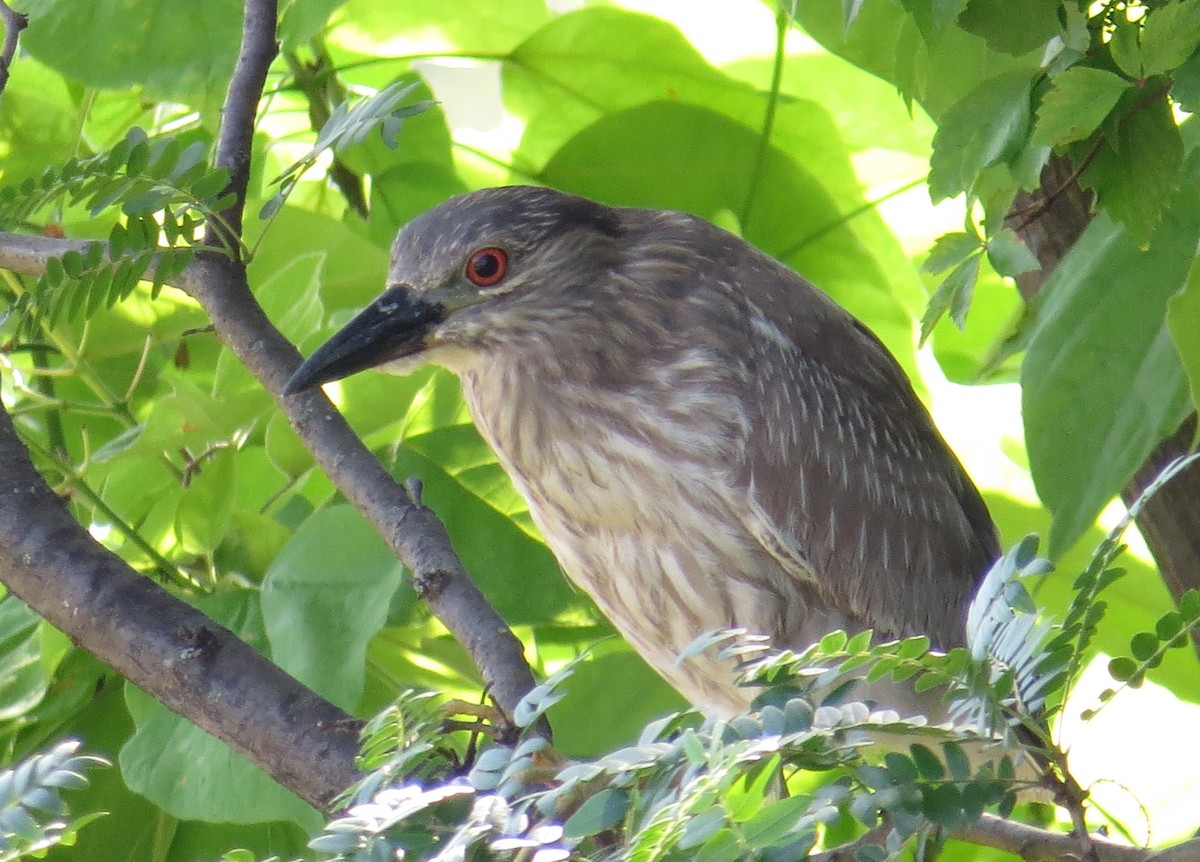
[1009,135,1105,232]
[1010,79,1174,232]
[283,44,369,218]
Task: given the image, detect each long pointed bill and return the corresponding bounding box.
[283,286,444,394]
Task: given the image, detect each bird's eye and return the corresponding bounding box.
[465,247,508,288]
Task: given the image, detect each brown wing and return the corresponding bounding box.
[731,255,999,649]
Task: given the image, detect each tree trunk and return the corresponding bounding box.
[1008,155,1200,642]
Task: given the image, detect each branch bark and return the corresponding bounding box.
[0,0,27,103]
[207,0,278,247]
[0,406,361,811]
[957,814,1200,862]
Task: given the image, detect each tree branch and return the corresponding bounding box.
[206,0,278,247]
[183,252,545,729]
[958,814,1200,862]
[0,406,361,811]
[195,0,539,728]
[0,241,542,731]
[0,0,26,103]
[1007,154,1200,657]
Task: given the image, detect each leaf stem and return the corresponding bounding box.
[20,434,194,589]
[741,6,790,234]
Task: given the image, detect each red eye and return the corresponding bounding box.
[465,247,508,287]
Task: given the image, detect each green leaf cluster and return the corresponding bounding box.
[800,0,1200,564]
[1,127,231,338]
[304,638,1038,862]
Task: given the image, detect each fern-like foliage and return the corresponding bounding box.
[260,79,433,219]
[0,127,232,339]
[952,536,1055,745]
[0,739,107,861]
[1043,453,1200,723]
[308,648,1028,862]
[340,690,458,808]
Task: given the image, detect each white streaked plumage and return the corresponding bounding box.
[298,186,1000,716]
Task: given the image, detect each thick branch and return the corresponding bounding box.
[0,406,361,811]
[958,814,1200,862]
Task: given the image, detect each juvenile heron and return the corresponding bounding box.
[285,186,999,716]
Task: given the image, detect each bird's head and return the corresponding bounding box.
[283,186,626,394]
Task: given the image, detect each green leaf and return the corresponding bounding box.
[1172,52,1200,112]
[909,743,945,780]
[846,629,873,654]
[548,652,684,758]
[1108,655,1138,682]
[942,741,970,781]
[899,0,970,47]
[1156,611,1185,640]
[1141,0,1200,76]
[922,231,981,274]
[174,448,236,554]
[1166,250,1200,417]
[1130,631,1160,661]
[883,752,918,782]
[0,597,50,723]
[820,630,849,652]
[1023,154,1197,556]
[279,0,348,50]
[957,0,1063,56]
[695,829,744,862]
[1033,67,1129,147]
[922,783,963,829]
[19,0,242,102]
[1183,590,1200,619]
[929,71,1032,201]
[742,794,814,848]
[563,789,629,839]
[1109,16,1143,77]
[1080,94,1184,247]
[985,229,1039,276]
[921,252,981,341]
[252,252,325,346]
[262,505,407,709]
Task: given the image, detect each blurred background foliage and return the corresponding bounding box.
[1,0,1199,859]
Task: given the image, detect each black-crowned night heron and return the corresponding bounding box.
[285,186,999,717]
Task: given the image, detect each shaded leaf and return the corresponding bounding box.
[1033,67,1129,147]
[929,71,1032,200]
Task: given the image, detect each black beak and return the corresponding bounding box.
[283,286,444,394]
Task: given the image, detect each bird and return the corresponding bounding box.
[284,185,1000,718]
